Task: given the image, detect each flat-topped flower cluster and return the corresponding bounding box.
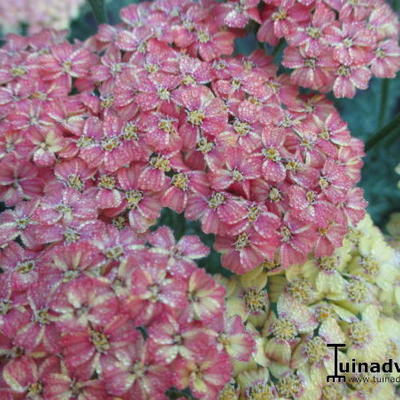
[0,0,399,399]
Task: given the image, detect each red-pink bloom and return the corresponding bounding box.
[149,226,209,277]
[174,343,232,399]
[2,356,60,397]
[184,268,225,323]
[101,336,172,399]
[216,0,261,29]
[215,228,278,274]
[0,159,43,206]
[277,213,317,267]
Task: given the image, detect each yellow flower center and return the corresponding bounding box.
[144,63,159,73]
[64,229,80,243]
[27,382,43,397]
[304,58,316,69]
[208,192,225,208]
[218,383,238,400]
[279,226,292,242]
[100,94,115,109]
[244,288,268,313]
[287,279,313,303]
[105,246,124,260]
[359,257,379,276]
[101,137,121,152]
[67,174,84,190]
[62,270,80,283]
[123,123,138,141]
[196,137,214,153]
[10,65,28,77]
[232,169,244,182]
[16,260,35,274]
[150,155,171,171]
[125,190,143,209]
[234,232,250,250]
[55,204,72,214]
[112,215,127,230]
[16,217,31,230]
[36,309,50,325]
[318,256,338,272]
[246,383,274,400]
[269,187,282,202]
[247,206,260,222]
[285,160,300,172]
[158,119,175,134]
[337,65,351,77]
[63,60,73,73]
[272,318,297,341]
[375,48,386,58]
[157,87,171,101]
[315,304,337,322]
[306,26,321,39]
[182,74,196,85]
[197,31,211,43]
[276,375,302,398]
[262,147,280,161]
[77,136,95,148]
[0,300,10,315]
[233,120,250,136]
[172,173,189,191]
[348,321,369,345]
[187,109,206,126]
[98,175,116,190]
[346,279,367,303]
[304,336,328,364]
[272,8,288,21]
[90,329,110,353]
[319,177,330,189]
[343,38,353,48]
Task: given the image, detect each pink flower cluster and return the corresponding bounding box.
[0,224,255,399]
[0,1,367,277]
[218,0,400,98]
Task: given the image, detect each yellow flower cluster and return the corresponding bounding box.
[216,215,400,400]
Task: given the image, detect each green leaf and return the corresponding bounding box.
[87,0,108,24]
[335,76,400,228]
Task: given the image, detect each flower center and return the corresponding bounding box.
[346,279,367,303]
[10,65,28,77]
[16,260,36,274]
[348,321,369,346]
[187,109,205,126]
[157,87,171,101]
[246,382,274,400]
[101,136,121,152]
[36,309,50,325]
[100,94,115,108]
[64,229,80,243]
[269,187,282,202]
[318,256,337,272]
[231,169,244,182]
[77,136,95,148]
[123,123,138,141]
[272,318,297,340]
[67,174,84,190]
[89,329,110,353]
[144,63,159,73]
[244,288,268,313]
[276,375,302,398]
[306,26,321,39]
[304,58,316,69]
[287,279,313,303]
[0,300,10,315]
[125,190,143,209]
[272,8,288,21]
[196,137,214,153]
[247,206,260,222]
[150,155,171,171]
[98,175,116,189]
[279,226,292,242]
[27,382,43,397]
[208,192,225,208]
[337,65,351,77]
[105,246,124,260]
[158,119,175,133]
[233,120,250,136]
[304,336,328,364]
[16,217,31,230]
[197,31,210,43]
[234,232,250,250]
[172,173,189,190]
[262,147,280,161]
[182,74,196,85]
[359,257,379,276]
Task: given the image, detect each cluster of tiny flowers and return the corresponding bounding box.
[0,221,249,399]
[217,0,400,98]
[0,0,84,34]
[0,1,368,275]
[215,214,400,400]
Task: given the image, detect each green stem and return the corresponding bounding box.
[365,113,400,151]
[87,0,107,24]
[378,79,390,128]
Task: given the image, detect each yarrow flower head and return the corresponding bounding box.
[217,214,400,399]
[0,0,397,398]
